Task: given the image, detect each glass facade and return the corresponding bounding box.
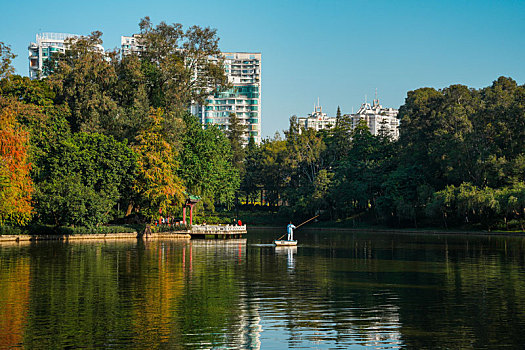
[195,52,262,144]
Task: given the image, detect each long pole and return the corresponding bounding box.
[275,215,320,241]
[296,214,320,228]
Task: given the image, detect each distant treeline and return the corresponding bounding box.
[1,19,524,231]
[241,77,525,231]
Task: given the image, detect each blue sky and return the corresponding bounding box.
[3,0,525,137]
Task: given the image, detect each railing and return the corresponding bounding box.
[37,33,79,42]
[191,225,247,233]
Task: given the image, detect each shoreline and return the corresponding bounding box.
[2,226,525,244]
[0,231,192,243]
[247,225,525,237]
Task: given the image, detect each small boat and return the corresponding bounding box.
[274,240,298,246]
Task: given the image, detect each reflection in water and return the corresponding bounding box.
[0,232,524,348]
[0,253,30,348]
[275,246,296,270]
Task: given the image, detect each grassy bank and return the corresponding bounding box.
[0,224,144,236]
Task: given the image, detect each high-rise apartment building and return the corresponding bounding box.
[120,34,262,144]
[297,105,336,131]
[349,99,399,139]
[28,33,78,79]
[192,52,262,144]
[28,33,104,80]
[120,34,145,56]
[295,99,399,139]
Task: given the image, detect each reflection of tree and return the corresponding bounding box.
[246,230,525,348]
[3,233,525,348]
[0,252,30,348]
[22,241,140,348]
[128,240,185,347]
[173,241,248,347]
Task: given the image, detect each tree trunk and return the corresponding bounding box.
[144,224,152,236]
[126,202,134,216]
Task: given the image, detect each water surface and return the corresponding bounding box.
[1,229,525,349]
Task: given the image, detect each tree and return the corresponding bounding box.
[34,132,136,227]
[49,31,120,133]
[180,113,239,211]
[241,136,261,204]
[330,107,353,164]
[132,109,185,221]
[0,75,55,107]
[0,99,33,225]
[282,117,327,215]
[0,42,16,79]
[111,54,150,141]
[258,136,287,207]
[0,80,72,181]
[136,17,230,111]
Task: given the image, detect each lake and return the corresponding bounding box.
[1,229,525,349]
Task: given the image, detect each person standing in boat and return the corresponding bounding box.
[287,222,296,241]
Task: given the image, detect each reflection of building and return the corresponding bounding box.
[297,105,336,132]
[348,99,399,139]
[237,295,262,350]
[362,304,402,348]
[28,33,104,80]
[193,52,262,144]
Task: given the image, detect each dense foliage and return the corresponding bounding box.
[242,77,525,231]
[0,19,238,229]
[1,25,524,232]
[0,98,33,225]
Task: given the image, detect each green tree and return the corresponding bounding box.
[136,17,230,111]
[282,117,327,215]
[49,31,119,133]
[241,136,261,204]
[227,113,246,173]
[0,75,55,106]
[0,42,15,79]
[258,135,287,207]
[180,113,239,211]
[34,132,136,227]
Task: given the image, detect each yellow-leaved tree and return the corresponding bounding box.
[132,108,185,223]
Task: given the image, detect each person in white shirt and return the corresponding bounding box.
[287,222,296,241]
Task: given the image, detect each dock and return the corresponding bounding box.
[190,224,247,238]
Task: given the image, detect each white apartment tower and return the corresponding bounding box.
[349,99,399,139]
[120,34,145,56]
[120,35,262,144]
[295,99,399,139]
[28,33,104,80]
[193,52,262,144]
[297,104,336,131]
[28,33,79,79]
